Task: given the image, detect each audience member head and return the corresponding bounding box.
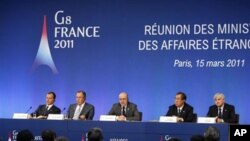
[56,136,69,141]
[190,134,204,141]
[16,129,34,141]
[87,127,103,141]
[41,129,57,141]
[204,126,220,141]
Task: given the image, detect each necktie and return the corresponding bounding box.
[45,106,49,115]
[122,106,126,116]
[73,105,81,120]
[177,108,181,116]
[218,108,222,118]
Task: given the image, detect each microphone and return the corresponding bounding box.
[61,107,68,119]
[62,107,66,113]
[25,106,32,113]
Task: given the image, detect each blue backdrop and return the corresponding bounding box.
[0,0,250,124]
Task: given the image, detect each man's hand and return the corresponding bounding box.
[177,117,184,122]
[216,117,224,123]
[79,115,86,120]
[27,115,32,119]
[116,115,126,121]
[37,116,47,119]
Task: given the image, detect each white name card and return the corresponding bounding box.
[197,117,216,123]
[99,115,116,121]
[47,114,64,120]
[13,113,28,119]
[159,116,177,123]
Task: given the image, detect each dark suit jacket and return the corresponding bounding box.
[67,103,95,120]
[108,102,140,121]
[166,103,194,122]
[207,103,236,123]
[32,105,61,117]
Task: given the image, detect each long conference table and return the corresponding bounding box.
[0,119,229,141]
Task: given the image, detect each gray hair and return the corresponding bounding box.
[204,126,220,141]
[213,93,225,100]
[119,92,129,99]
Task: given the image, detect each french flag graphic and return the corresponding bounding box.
[81,133,85,141]
[160,135,164,141]
[8,132,12,141]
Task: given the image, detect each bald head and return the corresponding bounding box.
[119,92,128,106]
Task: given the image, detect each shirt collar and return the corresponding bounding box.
[218,104,224,110]
[78,102,85,108]
[178,104,184,110]
[46,104,53,110]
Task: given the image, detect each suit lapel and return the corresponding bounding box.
[117,105,121,115]
[181,106,186,116]
[43,105,48,115]
[174,106,178,115]
[125,105,130,116]
[222,105,228,118]
[214,106,219,116]
[81,104,87,115]
[176,105,186,117]
[71,104,77,117]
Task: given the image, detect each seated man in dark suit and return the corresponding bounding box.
[108,92,140,121]
[31,92,61,119]
[207,92,236,123]
[166,92,194,122]
[67,90,95,120]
